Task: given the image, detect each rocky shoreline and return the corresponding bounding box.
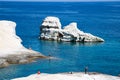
[0,20,46,68]
[0,50,47,68]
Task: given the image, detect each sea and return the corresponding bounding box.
[0,1,120,80]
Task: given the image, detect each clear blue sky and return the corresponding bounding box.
[0,0,120,2]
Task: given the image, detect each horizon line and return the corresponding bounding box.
[0,0,120,2]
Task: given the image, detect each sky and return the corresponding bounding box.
[0,0,120,2]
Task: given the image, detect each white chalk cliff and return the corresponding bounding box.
[40,16,104,42]
[0,20,23,55]
[0,20,45,68]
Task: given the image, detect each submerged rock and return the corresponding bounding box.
[40,16,104,42]
[0,20,46,68]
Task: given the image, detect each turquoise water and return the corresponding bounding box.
[0,1,120,80]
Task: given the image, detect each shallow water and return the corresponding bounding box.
[0,1,120,80]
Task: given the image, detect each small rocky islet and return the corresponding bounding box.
[40,16,104,42]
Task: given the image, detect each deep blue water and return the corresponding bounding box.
[0,1,120,80]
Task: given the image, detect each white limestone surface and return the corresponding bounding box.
[40,16,104,42]
[41,16,62,29]
[12,73,120,80]
[63,22,104,42]
[0,20,41,57]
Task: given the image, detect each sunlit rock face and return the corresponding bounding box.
[40,16,62,40]
[40,16,104,42]
[0,20,45,68]
[0,20,23,52]
[62,22,104,42]
[13,72,120,80]
[41,16,61,30]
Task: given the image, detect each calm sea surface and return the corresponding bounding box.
[0,1,120,80]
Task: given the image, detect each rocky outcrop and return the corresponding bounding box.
[40,16,104,42]
[12,72,120,80]
[0,20,46,68]
[40,16,62,40]
[0,59,9,68]
[0,50,46,68]
[41,16,61,29]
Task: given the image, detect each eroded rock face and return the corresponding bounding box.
[62,22,104,42]
[0,20,46,68]
[40,16,62,40]
[40,16,104,42]
[41,16,61,29]
[0,20,23,51]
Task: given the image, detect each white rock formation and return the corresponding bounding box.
[12,72,120,80]
[41,16,61,29]
[62,22,104,42]
[0,20,45,68]
[0,20,31,56]
[0,20,23,55]
[40,16,104,42]
[40,16,62,40]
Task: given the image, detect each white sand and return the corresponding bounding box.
[12,72,120,80]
